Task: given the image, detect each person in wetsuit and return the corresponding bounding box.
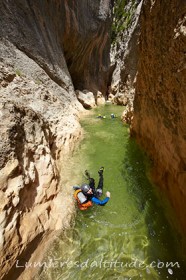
[73,167,110,210]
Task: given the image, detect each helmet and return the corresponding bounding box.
[81,183,90,194]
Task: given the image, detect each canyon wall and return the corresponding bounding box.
[0,1,112,279]
[0,39,82,280]
[110,0,142,106]
[131,0,186,235]
[0,0,111,94]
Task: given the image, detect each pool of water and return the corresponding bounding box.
[37,105,186,280]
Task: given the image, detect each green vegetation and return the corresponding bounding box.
[35,79,42,85]
[111,0,137,45]
[15,68,22,76]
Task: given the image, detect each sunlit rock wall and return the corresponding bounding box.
[0,52,82,280]
[110,0,142,105]
[0,0,112,279]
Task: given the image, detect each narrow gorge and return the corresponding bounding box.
[0,0,185,279]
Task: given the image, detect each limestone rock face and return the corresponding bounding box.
[114,93,128,106]
[131,0,186,233]
[76,90,96,109]
[0,56,82,279]
[0,1,112,278]
[110,1,142,105]
[121,104,133,126]
[97,91,106,105]
[0,0,112,95]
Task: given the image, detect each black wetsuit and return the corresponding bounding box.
[87,173,103,198]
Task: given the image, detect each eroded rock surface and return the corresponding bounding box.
[0,48,83,279]
[76,90,96,109]
[110,0,142,105]
[0,0,112,95]
[131,0,186,234]
[0,1,112,279]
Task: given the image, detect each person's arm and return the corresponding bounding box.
[91,191,110,206]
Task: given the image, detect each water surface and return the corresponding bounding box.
[37,105,185,280]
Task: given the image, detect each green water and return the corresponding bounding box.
[38,105,186,280]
